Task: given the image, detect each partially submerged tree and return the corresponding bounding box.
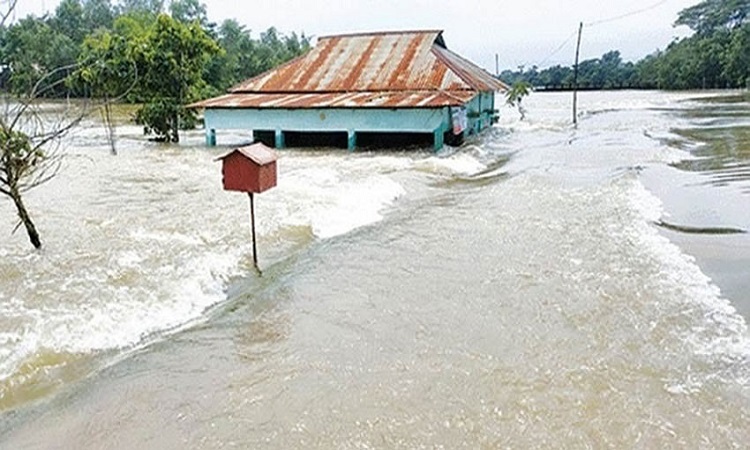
[131,13,220,142]
[505,81,532,120]
[1,0,309,247]
[1,1,86,249]
[74,27,138,154]
[0,71,88,248]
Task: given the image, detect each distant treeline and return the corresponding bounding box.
[0,0,310,99]
[500,0,750,91]
[0,0,311,142]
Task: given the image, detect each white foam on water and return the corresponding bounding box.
[0,151,415,389]
[0,246,245,383]
[495,112,572,134]
[414,151,487,177]
[130,229,204,246]
[628,182,750,361]
[272,166,406,239]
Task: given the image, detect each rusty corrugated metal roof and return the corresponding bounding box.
[432,46,508,93]
[190,91,476,109]
[230,30,506,94]
[191,90,476,109]
[193,30,507,109]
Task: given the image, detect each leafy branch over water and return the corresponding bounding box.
[505,81,531,120]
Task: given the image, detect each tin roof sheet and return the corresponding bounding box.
[229,30,507,94]
[432,46,509,92]
[191,90,476,109]
[193,30,507,110]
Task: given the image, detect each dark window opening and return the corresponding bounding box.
[356,132,433,150]
[285,131,348,149]
[253,130,275,147]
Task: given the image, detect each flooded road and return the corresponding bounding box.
[1,91,748,448]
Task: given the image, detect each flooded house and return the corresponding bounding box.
[191,30,508,151]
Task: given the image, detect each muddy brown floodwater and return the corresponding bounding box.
[1,91,748,448]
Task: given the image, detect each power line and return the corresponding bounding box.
[521,0,675,69]
[535,28,579,68]
[586,0,672,27]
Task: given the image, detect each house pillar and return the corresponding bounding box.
[433,126,444,152]
[274,129,285,149]
[347,130,356,151]
[478,94,483,130]
[206,128,216,146]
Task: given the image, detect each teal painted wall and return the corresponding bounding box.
[203,91,498,149]
[204,107,449,134]
[463,91,497,136]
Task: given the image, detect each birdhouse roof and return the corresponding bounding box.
[217,142,278,165]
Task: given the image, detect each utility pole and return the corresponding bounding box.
[573,22,583,125]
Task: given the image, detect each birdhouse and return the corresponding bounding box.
[217,142,278,193]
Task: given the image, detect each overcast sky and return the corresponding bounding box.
[18,0,698,72]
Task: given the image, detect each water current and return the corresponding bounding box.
[0,91,748,448]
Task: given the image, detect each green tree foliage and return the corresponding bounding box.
[505,81,531,120]
[723,24,750,87]
[110,8,153,38]
[74,26,137,153]
[644,24,747,89]
[52,0,86,44]
[50,0,117,49]
[0,0,313,247]
[500,1,750,91]
[203,19,253,91]
[169,0,208,26]
[500,51,637,90]
[130,14,220,142]
[2,17,78,96]
[204,20,311,93]
[0,0,310,144]
[676,0,750,33]
[118,0,165,15]
[0,67,85,250]
[76,28,136,98]
[253,27,311,74]
[82,0,116,32]
[0,1,311,146]
[0,128,46,248]
[2,0,311,100]
[0,0,88,250]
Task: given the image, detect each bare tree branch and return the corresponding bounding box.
[0,0,19,28]
[0,0,140,248]
[1,64,90,249]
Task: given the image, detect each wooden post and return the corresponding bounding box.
[248,192,259,271]
[573,22,583,125]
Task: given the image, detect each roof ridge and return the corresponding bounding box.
[318,29,443,40]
